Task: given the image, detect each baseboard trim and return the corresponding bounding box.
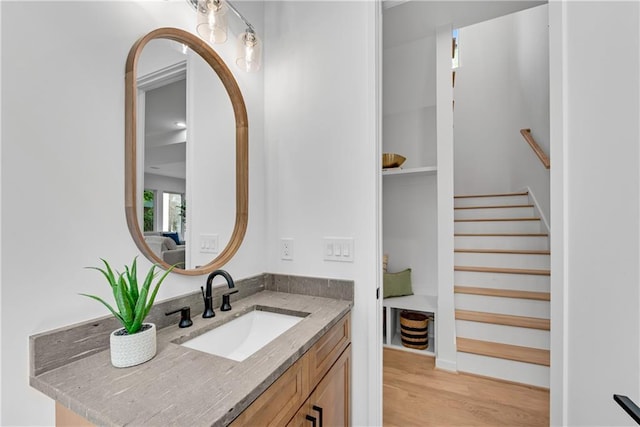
[435,357,458,372]
[457,369,550,391]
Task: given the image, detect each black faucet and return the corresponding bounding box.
[201,269,235,318]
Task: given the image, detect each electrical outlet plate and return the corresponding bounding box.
[281,238,294,260]
[323,237,354,262]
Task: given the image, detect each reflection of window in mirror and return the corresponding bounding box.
[162,192,185,239]
[143,190,155,232]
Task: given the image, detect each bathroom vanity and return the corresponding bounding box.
[30,275,352,426]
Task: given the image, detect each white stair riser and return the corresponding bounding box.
[456,352,549,388]
[455,220,542,234]
[455,271,550,292]
[456,320,550,350]
[454,206,535,220]
[455,235,549,250]
[455,294,550,318]
[455,252,550,269]
[454,195,530,208]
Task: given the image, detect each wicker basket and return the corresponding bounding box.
[400,311,429,350]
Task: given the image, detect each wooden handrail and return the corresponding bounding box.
[520,129,550,169]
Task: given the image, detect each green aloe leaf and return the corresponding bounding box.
[143,265,174,319]
[126,257,140,304]
[122,266,136,310]
[79,293,127,329]
[114,274,134,327]
[130,265,156,333]
[101,258,118,287]
[85,266,117,289]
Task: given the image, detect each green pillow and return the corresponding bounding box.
[383,268,413,298]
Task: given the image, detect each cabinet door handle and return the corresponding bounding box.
[305,415,317,427]
[312,405,324,427]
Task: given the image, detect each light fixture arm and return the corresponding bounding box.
[186,0,255,33]
[225,1,255,34]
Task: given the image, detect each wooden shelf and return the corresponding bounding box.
[383,294,437,312]
[382,166,437,177]
[384,331,435,356]
[383,295,436,356]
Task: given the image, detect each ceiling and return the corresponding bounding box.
[383,0,547,47]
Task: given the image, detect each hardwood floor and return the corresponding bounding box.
[383,348,549,426]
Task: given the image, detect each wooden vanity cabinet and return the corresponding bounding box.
[231,314,351,427]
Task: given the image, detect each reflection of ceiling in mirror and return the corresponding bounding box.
[144,78,187,180]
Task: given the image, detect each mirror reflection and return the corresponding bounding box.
[133,36,238,272]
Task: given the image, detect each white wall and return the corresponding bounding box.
[555,1,640,425]
[144,173,186,195]
[0,2,265,425]
[454,5,550,220]
[187,48,236,269]
[263,2,380,425]
[383,35,437,169]
[382,176,438,295]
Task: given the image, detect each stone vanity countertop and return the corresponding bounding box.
[30,291,352,427]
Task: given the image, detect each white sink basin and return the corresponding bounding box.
[181,309,305,361]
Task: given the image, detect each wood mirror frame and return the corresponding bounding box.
[125,27,248,276]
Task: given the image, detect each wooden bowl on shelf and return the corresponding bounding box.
[382,153,406,169]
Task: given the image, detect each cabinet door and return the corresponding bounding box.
[288,345,351,427]
[311,345,350,427]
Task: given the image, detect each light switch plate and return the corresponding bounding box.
[323,237,354,262]
[200,234,219,254]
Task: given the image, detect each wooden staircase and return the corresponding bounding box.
[454,191,550,388]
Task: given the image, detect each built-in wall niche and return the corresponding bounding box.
[383,34,437,171]
[382,174,438,296]
[382,19,438,355]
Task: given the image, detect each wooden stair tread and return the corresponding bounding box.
[455,249,550,255]
[457,337,550,366]
[455,204,534,210]
[455,286,550,301]
[454,192,528,199]
[455,233,548,237]
[456,310,550,330]
[455,217,540,222]
[455,266,550,276]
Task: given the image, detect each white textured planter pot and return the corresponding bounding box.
[110,323,156,368]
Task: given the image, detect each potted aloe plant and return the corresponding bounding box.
[81,257,173,368]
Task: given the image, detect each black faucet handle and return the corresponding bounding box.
[201,286,215,318]
[165,306,193,328]
[220,290,239,312]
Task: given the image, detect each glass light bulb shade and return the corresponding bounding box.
[196,0,228,44]
[236,31,262,72]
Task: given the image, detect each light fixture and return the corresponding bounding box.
[187,0,262,72]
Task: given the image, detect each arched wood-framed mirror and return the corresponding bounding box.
[125,27,248,276]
